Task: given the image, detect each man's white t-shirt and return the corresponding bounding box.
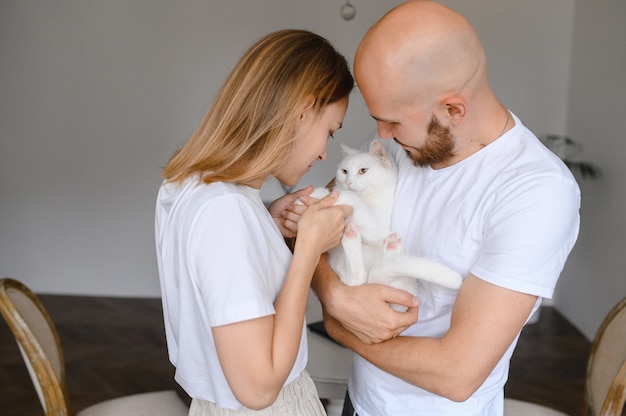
[155,179,307,409]
[350,113,580,415]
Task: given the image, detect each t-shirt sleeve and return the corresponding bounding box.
[188,194,277,327]
[472,173,580,298]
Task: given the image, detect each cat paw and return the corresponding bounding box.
[343,220,360,239]
[384,233,402,253]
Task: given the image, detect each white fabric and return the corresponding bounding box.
[188,371,325,415]
[155,179,308,410]
[77,390,188,416]
[503,398,568,416]
[349,113,580,415]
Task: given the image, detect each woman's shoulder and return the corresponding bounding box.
[159,179,261,220]
[189,181,261,213]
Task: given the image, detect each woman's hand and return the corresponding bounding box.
[296,191,352,256]
[268,186,314,238]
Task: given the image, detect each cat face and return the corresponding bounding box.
[335,140,397,193]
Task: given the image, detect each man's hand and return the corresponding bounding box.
[313,254,419,344]
[324,282,419,344]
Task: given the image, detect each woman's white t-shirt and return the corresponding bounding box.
[155,179,307,410]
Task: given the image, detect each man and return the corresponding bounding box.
[310,1,580,415]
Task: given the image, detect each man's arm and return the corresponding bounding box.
[312,252,420,344]
[324,273,537,402]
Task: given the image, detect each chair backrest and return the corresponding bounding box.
[0,278,70,416]
[585,296,626,416]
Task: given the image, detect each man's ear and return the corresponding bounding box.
[441,97,466,126]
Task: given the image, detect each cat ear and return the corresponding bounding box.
[339,143,359,156]
[369,140,389,164]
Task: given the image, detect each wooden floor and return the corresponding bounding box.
[505,307,590,415]
[1,295,590,415]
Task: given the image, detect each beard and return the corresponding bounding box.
[396,115,455,167]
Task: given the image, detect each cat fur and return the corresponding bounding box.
[303,140,462,307]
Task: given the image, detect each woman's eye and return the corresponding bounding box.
[359,168,368,175]
[328,132,335,140]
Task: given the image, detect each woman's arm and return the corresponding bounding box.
[213,193,352,409]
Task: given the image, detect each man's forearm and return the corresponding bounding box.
[325,315,468,400]
[328,275,539,402]
[311,252,341,312]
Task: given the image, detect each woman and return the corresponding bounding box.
[155,29,354,415]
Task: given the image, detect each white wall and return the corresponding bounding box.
[555,0,626,340]
[0,0,403,296]
[0,1,578,300]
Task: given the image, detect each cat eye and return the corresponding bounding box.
[341,169,348,175]
[359,168,368,175]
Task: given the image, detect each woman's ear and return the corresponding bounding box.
[298,95,316,121]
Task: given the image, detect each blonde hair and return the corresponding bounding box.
[163,29,354,185]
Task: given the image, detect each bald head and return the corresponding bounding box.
[355,0,487,104]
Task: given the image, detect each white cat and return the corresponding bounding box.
[304,140,462,310]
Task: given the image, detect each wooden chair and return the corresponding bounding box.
[584,296,626,415]
[0,277,189,416]
[505,296,626,416]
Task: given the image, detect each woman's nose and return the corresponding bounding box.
[377,122,393,139]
